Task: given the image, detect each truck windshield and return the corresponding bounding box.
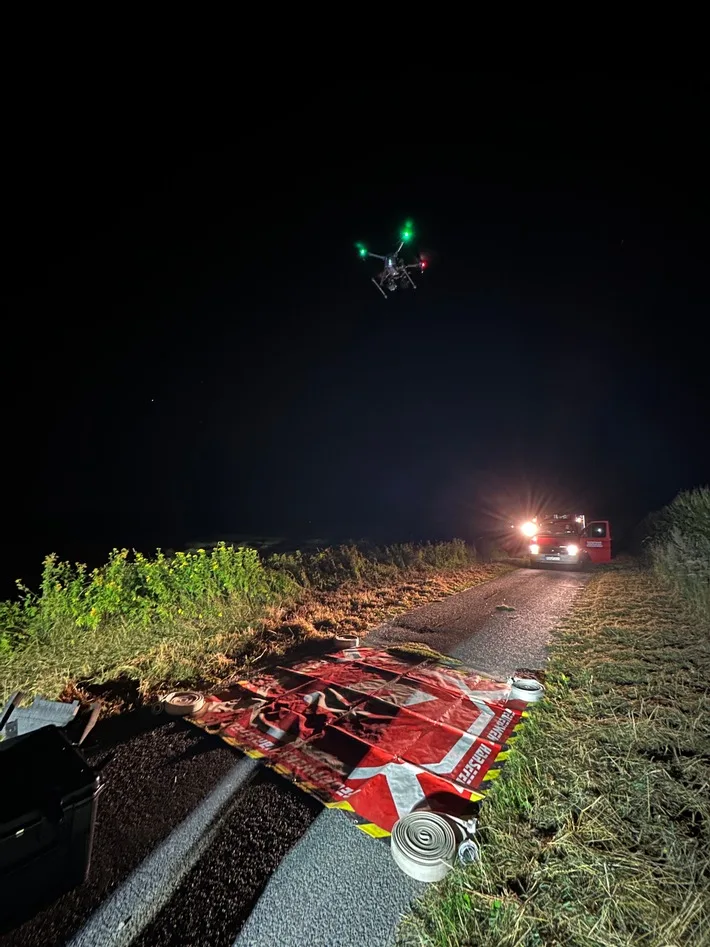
[538,517,579,536]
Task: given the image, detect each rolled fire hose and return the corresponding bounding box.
[334,635,360,648]
[391,812,477,882]
[508,676,545,702]
[162,691,206,716]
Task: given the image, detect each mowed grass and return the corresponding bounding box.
[398,564,710,947]
[0,540,510,707]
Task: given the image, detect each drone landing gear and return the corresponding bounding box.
[372,278,388,298]
[405,270,417,289]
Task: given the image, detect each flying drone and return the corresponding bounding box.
[355,220,428,298]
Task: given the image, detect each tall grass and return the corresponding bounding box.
[645,487,710,617]
[269,538,473,590]
[0,539,475,703]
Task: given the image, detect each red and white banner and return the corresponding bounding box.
[191,647,528,834]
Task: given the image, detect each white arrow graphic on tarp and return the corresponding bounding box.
[348,760,427,818]
[403,689,437,707]
[352,700,497,802]
[349,758,467,819]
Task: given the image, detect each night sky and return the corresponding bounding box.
[3,78,709,591]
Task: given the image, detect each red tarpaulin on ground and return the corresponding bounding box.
[189,647,530,838]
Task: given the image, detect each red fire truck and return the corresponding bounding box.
[520,513,612,567]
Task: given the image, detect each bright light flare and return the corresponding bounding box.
[520,521,537,537]
[530,544,540,555]
[566,544,579,556]
[400,219,414,242]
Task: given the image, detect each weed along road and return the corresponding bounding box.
[3,566,590,947]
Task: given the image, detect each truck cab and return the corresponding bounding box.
[525,513,612,567]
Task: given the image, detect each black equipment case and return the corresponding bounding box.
[0,724,102,931]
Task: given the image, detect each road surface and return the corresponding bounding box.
[2,567,589,947]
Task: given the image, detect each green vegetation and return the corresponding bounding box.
[0,539,477,705]
[646,486,710,618]
[399,490,710,947]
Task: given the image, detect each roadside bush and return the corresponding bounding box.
[647,486,710,617]
[1,544,296,656]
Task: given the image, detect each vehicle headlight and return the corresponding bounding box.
[521,521,537,537]
[529,544,540,555]
[566,544,579,556]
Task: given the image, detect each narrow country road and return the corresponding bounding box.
[3,567,590,947]
[370,565,590,678]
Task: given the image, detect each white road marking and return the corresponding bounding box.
[67,757,257,947]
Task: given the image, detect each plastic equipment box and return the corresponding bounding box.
[0,724,102,931]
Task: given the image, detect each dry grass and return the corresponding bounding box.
[238,562,510,674]
[262,563,506,638]
[398,564,710,947]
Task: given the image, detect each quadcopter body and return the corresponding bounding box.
[356,221,428,298]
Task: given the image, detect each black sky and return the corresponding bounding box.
[3,77,709,588]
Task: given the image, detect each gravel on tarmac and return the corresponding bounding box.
[131,770,322,947]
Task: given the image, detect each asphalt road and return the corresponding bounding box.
[2,566,589,947]
[370,565,590,678]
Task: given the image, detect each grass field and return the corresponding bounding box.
[398,561,710,947]
[0,539,510,708]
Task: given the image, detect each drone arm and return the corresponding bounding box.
[394,240,404,254]
[366,252,387,261]
[371,277,387,298]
